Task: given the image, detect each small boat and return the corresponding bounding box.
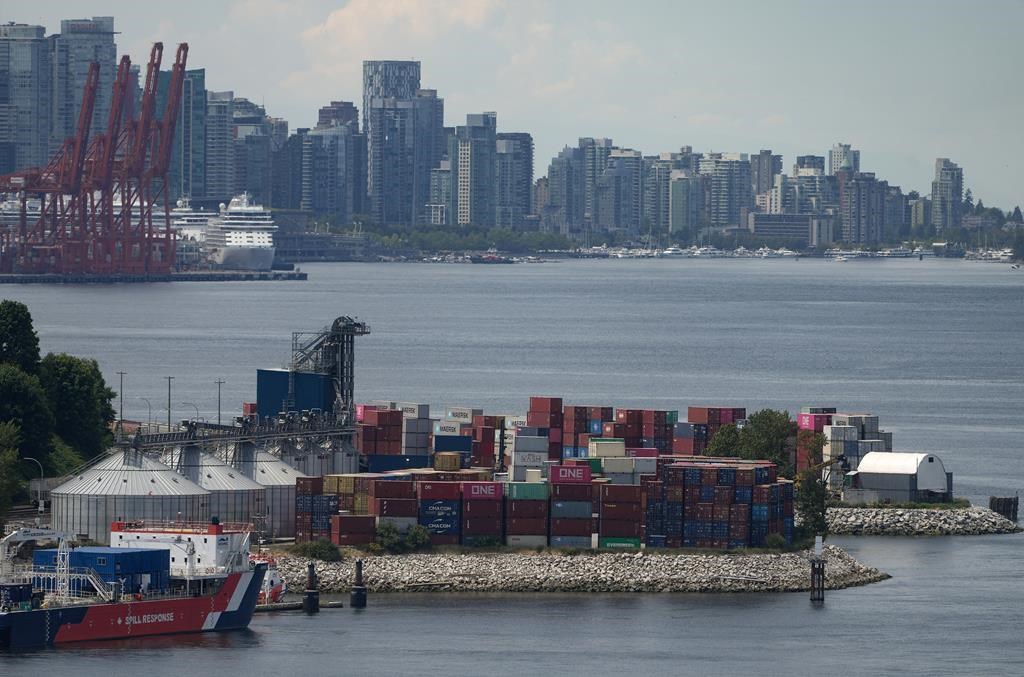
[250,552,287,604]
[469,248,515,264]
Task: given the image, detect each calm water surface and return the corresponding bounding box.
[2,258,1022,673]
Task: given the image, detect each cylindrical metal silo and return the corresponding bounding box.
[51,449,210,543]
[171,448,267,526]
[234,445,306,539]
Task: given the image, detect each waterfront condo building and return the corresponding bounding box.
[49,16,117,154]
[930,158,963,231]
[828,143,860,176]
[0,23,52,173]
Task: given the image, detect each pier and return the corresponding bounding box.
[0,271,307,284]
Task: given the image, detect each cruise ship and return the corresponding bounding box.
[170,198,211,242]
[203,193,276,271]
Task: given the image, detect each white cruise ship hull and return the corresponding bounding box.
[208,246,276,271]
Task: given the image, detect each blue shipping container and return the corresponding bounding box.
[751,504,769,522]
[733,486,753,504]
[419,499,460,517]
[589,420,603,435]
[433,435,473,453]
[366,455,432,472]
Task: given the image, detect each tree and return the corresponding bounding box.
[1011,206,1023,223]
[0,422,26,521]
[0,300,41,374]
[962,188,974,214]
[974,199,985,215]
[736,409,795,475]
[0,363,54,465]
[795,470,829,541]
[706,423,740,457]
[39,353,115,460]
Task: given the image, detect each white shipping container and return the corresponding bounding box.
[633,458,658,475]
[433,421,463,436]
[524,468,544,483]
[605,472,636,485]
[588,439,626,458]
[510,450,548,467]
[395,402,430,419]
[502,415,528,429]
[825,425,859,442]
[858,439,886,454]
[371,400,397,410]
[513,435,549,453]
[446,407,482,423]
[601,457,635,474]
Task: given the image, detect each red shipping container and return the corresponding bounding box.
[369,480,416,499]
[627,447,659,458]
[713,486,733,505]
[736,468,754,486]
[363,408,401,427]
[242,402,257,416]
[331,514,376,534]
[417,482,462,500]
[473,426,495,442]
[296,477,324,495]
[728,523,749,540]
[599,519,641,538]
[372,498,419,517]
[695,503,715,521]
[472,415,500,428]
[797,412,832,432]
[599,484,642,503]
[600,502,643,520]
[527,410,563,428]
[730,504,750,522]
[550,483,593,501]
[333,533,375,546]
[753,485,772,503]
[662,465,687,485]
[550,518,593,537]
[506,518,548,535]
[462,499,503,518]
[506,499,549,518]
[713,505,730,521]
[528,396,563,414]
[687,407,710,424]
[462,517,503,535]
[547,427,562,442]
[550,465,592,484]
[460,481,504,501]
[563,406,589,422]
[665,486,684,503]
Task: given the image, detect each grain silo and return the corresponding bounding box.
[234,448,305,539]
[169,448,266,526]
[51,448,210,543]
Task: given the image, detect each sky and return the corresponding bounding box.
[20,0,1024,208]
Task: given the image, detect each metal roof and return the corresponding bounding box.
[53,449,210,497]
[856,452,937,475]
[246,450,307,487]
[170,452,265,492]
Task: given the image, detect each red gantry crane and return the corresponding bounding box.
[0,42,188,276]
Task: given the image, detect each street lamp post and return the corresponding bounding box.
[182,401,200,420]
[215,379,225,426]
[22,457,45,525]
[117,371,126,437]
[165,376,174,429]
[139,397,152,426]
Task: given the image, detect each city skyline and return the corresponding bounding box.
[15,1,1023,209]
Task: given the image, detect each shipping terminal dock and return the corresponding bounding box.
[0,270,307,284]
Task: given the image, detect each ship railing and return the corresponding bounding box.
[14,564,114,601]
[113,519,252,534]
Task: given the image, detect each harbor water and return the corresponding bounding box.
[2,257,1022,673]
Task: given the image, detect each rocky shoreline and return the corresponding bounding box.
[826,507,1021,536]
[273,544,887,594]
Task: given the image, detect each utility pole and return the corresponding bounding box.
[117,371,126,437]
[215,379,226,425]
[23,457,45,526]
[165,376,174,428]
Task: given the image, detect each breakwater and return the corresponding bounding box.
[273,545,887,594]
[827,507,1021,536]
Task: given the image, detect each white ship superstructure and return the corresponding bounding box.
[170,198,211,242]
[203,193,276,271]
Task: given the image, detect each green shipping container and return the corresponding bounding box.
[585,458,603,474]
[599,537,642,549]
[507,482,550,501]
[667,411,679,425]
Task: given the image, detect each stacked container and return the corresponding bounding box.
[417,481,462,546]
[686,407,746,454]
[505,481,549,547]
[549,465,594,548]
[508,427,549,481]
[641,409,677,452]
[294,476,323,543]
[598,484,642,548]
[470,415,500,468]
[796,411,833,472]
[672,422,696,455]
[330,514,376,545]
[561,406,592,459]
[527,396,564,461]
[395,402,432,455]
[460,481,504,545]
[369,478,418,532]
[358,408,403,455]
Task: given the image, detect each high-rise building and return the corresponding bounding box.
[232,97,273,205]
[317,100,357,129]
[271,130,304,210]
[543,145,584,236]
[362,60,420,202]
[910,196,931,234]
[49,17,117,153]
[156,68,206,200]
[839,172,886,244]
[669,170,701,236]
[449,112,497,227]
[700,153,751,227]
[495,132,534,229]
[643,153,684,232]
[305,121,367,223]
[425,160,451,225]
[532,177,548,219]
[750,149,782,198]
[578,137,614,226]
[607,148,643,232]
[205,90,235,201]
[828,143,860,175]
[930,158,963,230]
[768,174,797,214]
[0,24,52,172]
[367,89,444,226]
[793,155,825,175]
[884,185,909,237]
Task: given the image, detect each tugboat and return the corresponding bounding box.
[0,520,265,650]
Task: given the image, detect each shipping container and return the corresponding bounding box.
[505,499,549,518]
[550,500,593,519]
[506,482,549,501]
[550,518,593,536]
[505,518,548,535]
[506,534,548,548]
[598,537,641,549]
[549,535,592,549]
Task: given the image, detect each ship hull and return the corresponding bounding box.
[207,246,275,271]
[0,565,265,651]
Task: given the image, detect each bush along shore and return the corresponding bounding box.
[826,507,1021,536]
[272,544,888,594]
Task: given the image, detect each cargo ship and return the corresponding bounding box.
[0,520,265,650]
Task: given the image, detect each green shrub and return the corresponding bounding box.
[404,524,431,551]
[290,539,342,562]
[764,533,787,550]
[375,522,433,554]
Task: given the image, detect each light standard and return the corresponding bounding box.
[116,371,126,437]
[181,401,200,420]
[22,457,45,525]
[165,376,174,428]
[139,397,152,426]
[215,379,225,425]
